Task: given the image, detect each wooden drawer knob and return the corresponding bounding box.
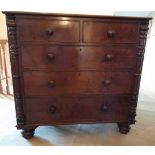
[49,105,56,114]
[48,80,56,87]
[47,53,55,61]
[103,80,111,86]
[46,28,54,36]
[101,105,108,112]
[107,30,115,37]
[105,54,113,61]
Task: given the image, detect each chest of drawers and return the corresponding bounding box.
[3,12,151,139]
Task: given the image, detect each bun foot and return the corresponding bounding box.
[21,129,35,139]
[118,123,131,134]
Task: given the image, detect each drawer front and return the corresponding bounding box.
[83,21,139,43]
[23,71,132,96]
[24,96,129,124]
[17,19,80,42]
[21,45,137,70]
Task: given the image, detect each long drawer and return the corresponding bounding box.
[21,45,137,70]
[23,71,133,96]
[24,95,129,124]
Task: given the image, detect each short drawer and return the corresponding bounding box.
[17,18,80,42]
[24,96,129,124]
[21,45,137,70]
[23,71,133,96]
[83,21,139,43]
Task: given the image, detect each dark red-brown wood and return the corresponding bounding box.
[3,11,151,139]
[21,44,137,70]
[17,18,80,42]
[24,95,129,124]
[83,21,139,43]
[23,71,133,96]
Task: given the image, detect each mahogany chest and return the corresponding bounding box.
[3,12,151,139]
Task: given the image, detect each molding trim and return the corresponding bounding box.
[129,20,149,124]
[6,15,25,126]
